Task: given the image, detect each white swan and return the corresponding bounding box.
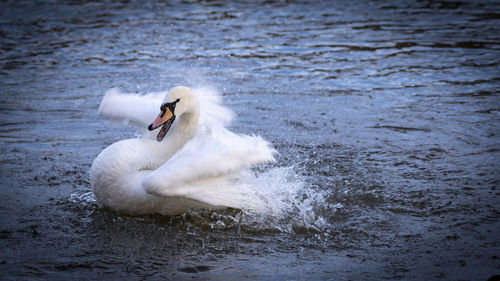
[90,86,276,215]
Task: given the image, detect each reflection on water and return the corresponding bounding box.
[0,0,499,279]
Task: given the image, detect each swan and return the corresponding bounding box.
[90,86,276,215]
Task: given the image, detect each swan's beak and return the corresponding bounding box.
[148,108,176,142]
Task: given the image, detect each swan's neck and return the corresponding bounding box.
[140,111,198,172]
[177,111,198,138]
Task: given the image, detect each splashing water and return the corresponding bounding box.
[239,166,336,234]
[69,191,96,208]
[72,165,336,237]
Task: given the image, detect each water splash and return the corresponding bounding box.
[70,166,336,236]
[239,166,338,235]
[69,191,96,207]
[175,166,338,236]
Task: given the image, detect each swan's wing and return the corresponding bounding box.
[97,88,163,128]
[142,127,276,200]
[194,87,234,128]
[159,174,262,210]
[98,87,232,129]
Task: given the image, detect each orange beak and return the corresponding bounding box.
[148,107,176,142]
[150,108,173,130]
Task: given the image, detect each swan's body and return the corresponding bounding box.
[90,86,275,215]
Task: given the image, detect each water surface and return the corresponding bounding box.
[0,0,499,280]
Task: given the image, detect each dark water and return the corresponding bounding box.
[1,0,499,279]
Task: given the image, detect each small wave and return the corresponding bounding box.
[69,191,96,207]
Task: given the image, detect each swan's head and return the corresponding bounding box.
[147,86,198,142]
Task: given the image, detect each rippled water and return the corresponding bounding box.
[1,0,499,280]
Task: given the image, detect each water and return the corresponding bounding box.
[1,0,499,279]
